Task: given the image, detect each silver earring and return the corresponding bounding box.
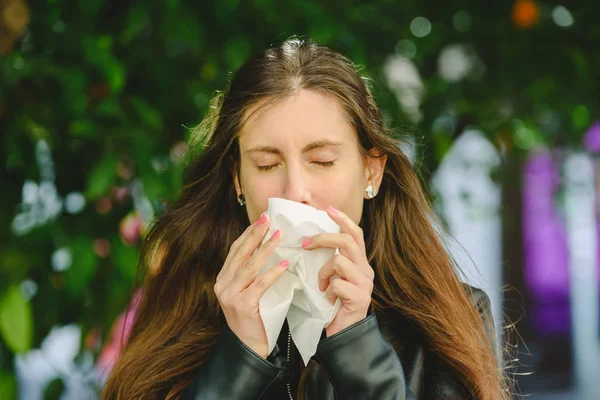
[365,185,377,199]
[237,193,245,206]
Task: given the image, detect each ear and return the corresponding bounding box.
[363,148,387,198]
[229,159,242,197]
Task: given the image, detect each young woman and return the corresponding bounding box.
[103,38,509,399]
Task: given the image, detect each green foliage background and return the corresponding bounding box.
[0,0,598,397]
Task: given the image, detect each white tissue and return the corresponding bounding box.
[258,198,342,365]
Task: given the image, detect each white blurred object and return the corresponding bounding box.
[383,55,424,123]
[15,325,98,399]
[131,178,154,225]
[22,181,39,204]
[51,248,73,272]
[410,17,432,38]
[11,140,64,236]
[552,6,574,28]
[65,192,86,214]
[431,129,503,341]
[438,44,475,82]
[20,279,38,300]
[399,135,417,166]
[563,152,600,400]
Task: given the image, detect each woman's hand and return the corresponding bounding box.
[214,214,289,358]
[302,206,374,337]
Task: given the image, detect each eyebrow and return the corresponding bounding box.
[244,140,343,155]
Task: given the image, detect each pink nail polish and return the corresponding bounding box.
[328,205,338,213]
[271,230,281,239]
[279,260,289,268]
[255,214,267,225]
[302,238,312,248]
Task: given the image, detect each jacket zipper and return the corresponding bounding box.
[286,329,294,400]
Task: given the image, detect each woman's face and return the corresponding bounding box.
[233,89,386,225]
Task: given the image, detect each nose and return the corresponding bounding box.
[283,163,311,205]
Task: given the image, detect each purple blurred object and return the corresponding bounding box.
[584,122,600,153]
[532,303,571,334]
[522,149,571,336]
[97,290,142,378]
[595,161,600,328]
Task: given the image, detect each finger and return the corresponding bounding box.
[318,254,366,291]
[303,232,362,264]
[219,214,270,283]
[326,206,366,253]
[235,213,273,259]
[230,229,283,290]
[217,235,245,284]
[219,219,260,280]
[324,278,363,305]
[244,259,290,301]
[226,213,268,263]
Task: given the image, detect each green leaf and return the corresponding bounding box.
[163,10,205,55]
[68,119,97,139]
[105,60,126,93]
[120,4,151,44]
[86,155,117,199]
[63,237,98,296]
[43,377,65,400]
[224,37,251,71]
[0,372,17,400]
[95,96,126,120]
[130,97,163,130]
[513,120,544,150]
[24,118,51,142]
[168,163,183,199]
[58,68,88,116]
[82,36,126,93]
[0,249,30,282]
[569,48,590,80]
[80,0,103,17]
[572,104,590,129]
[111,239,140,283]
[141,172,167,201]
[0,286,33,353]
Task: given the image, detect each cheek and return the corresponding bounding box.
[313,170,365,222]
[242,175,279,221]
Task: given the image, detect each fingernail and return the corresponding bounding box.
[255,214,267,225]
[278,260,289,268]
[302,238,312,248]
[328,206,338,214]
[271,230,281,239]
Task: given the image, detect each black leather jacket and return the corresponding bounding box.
[181,286,495,399]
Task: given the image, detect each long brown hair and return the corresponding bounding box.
[103,38,509,399]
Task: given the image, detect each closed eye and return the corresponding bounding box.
[312,161,336,167]
[257,164,280,171]
[257,161,335,171]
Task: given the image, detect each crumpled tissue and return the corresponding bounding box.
[258,198,342,365]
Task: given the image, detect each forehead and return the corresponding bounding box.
[238,89,357,148]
